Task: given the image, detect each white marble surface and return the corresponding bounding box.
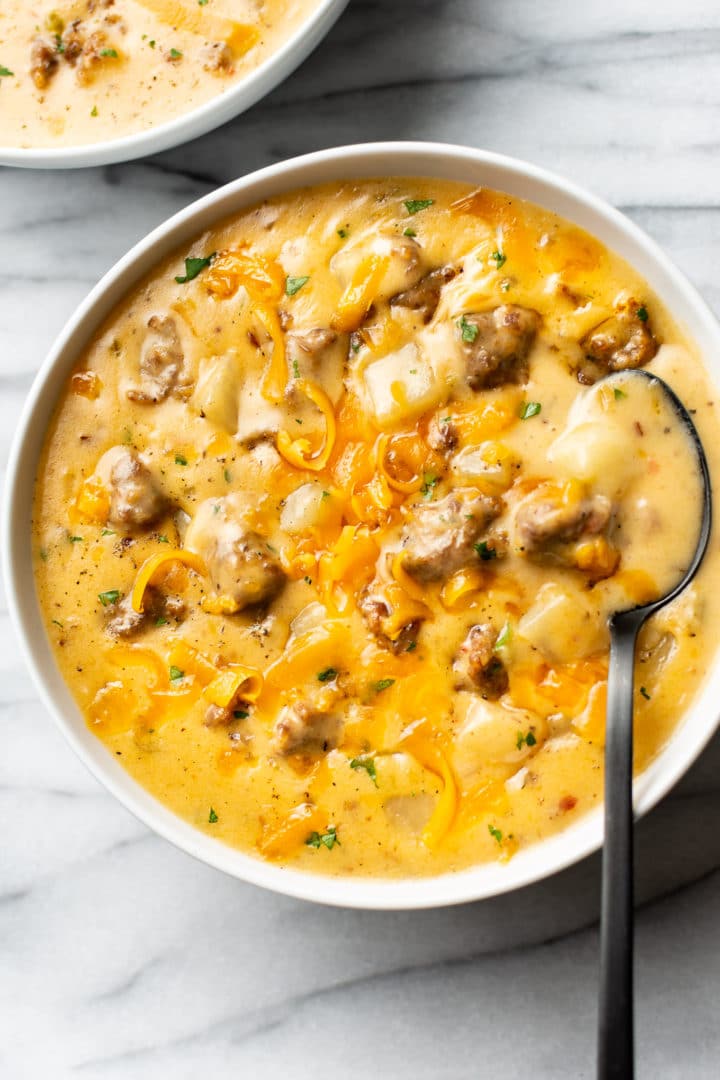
[1,1,720,1076]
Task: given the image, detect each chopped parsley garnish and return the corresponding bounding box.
[475,540,497,561]
[317,667,338,682]
[406,640,418,652]
[208,807,218,823]
[175,454,188,466]
[500,280,511,292]
[350,756,378,787]
[404,198,434,215]
[149,39,156,48]
[0,65,15,77]
[52,619,64,629]
[495,621,512,649]
[306,825,340,850]
[169,666,184,682]
[337,226,349,239]
[321,490,330,500]
[519,401,542,420]
[403,227,417,238]
[516,730,537,750]
[157,534,170,543]
[175,252,215,284]
[488,823,503,845]
[292,359,301,378]
[199,0,209,5]
[613,388,627,400]
[637,306,649,322]
[490,250,507,269]
[372,678,395,694]
[100,48,118,58]
[286,275,309,296]
[224,468,232,483]
[69,535,84,543]
[169,48,183,60]
[98,589,121,607]
[421,472,439,499]
[155,615,168,626]
[101,528,115,536]
[640,686,651,700]
[91,106,98,117]
[233,709,249,720]
[458,315,479,343]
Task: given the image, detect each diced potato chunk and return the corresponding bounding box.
[193,352,240,432]
[364,343,444,428]
[518,582,609,663]
[451,441,518,494]
[451,697,540,787]
[280,483,342,534]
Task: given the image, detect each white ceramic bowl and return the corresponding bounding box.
[4,142,720,908]
[0,0,347,169]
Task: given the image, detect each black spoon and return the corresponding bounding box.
[597,369,712,1079]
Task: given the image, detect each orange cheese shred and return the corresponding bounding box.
[276,379,337,471]
[204,666,264,709]
[131,549,206,613]
[331,254,389,332]
[134,1,260,55]
[256,304,287,403]
[400,721,458,849]
[260,802,326,858]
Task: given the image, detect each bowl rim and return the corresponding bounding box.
[0,0,348,169]
[4,140,720,909]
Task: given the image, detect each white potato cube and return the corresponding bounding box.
[280,483,342,534]
[193,352,240,432]
[518,582,609,663]
[364,343,443,428]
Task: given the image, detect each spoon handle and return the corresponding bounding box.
[598,615,641,1080]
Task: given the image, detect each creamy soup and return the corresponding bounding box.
[0,0,321,149]
[32,180,718,878]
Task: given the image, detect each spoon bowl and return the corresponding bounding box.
[598,369,712,1079]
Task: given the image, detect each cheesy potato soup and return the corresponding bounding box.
[0,0,321,148]
[33,180,718,878]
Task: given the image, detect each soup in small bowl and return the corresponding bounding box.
[0,0,348,167]
[5,144,720,908]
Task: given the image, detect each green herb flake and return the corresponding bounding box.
[640,686,651,700]
[155,615,168,627]
[637,306,649,322]
[321,490,331,500]
[337,226,349,239]
[488,823,503,845]
[495,621,512,649]
[169,666,185,682]
[224,468,232,483]
[199,0,209,5]
[292,358,301,378]
[475,540,497,561]
[350,756,378,787]
[403,227,417,238]
[286,275,309,297]
[372,678,395,694]
[175,252,215,284]
[458,315,479,344]
[614,388,627,400]
[175,454,188,466]
[404,198,434,215]
[490,250,507,269]
[91,105,98,117]
[406,640,418,652]
[233,709,249,720]
[0,65,15,77]
[421,472,439,500]
[519,401,542,420]
[149,39,156,48]
[98,589,121,607]
[169,48,183,59]
[516,730,538,750]
[52,619,64,629]
[500,280,511,292]
[101,528,115,537]
[306,825,340,850]
[100,48,118,58]
[208,807,218,823]
[69,535,84,544]
[317,667,339,682]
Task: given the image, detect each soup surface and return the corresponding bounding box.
[0,0,321,149]
[33,179,718,878]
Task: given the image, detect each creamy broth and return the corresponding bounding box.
[0,0,320,149]
[32,180,718,877]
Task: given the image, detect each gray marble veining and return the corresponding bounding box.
[1,1,720,1076]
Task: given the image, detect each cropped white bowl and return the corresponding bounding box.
[0,0,348,169]
[4,142,720,908]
